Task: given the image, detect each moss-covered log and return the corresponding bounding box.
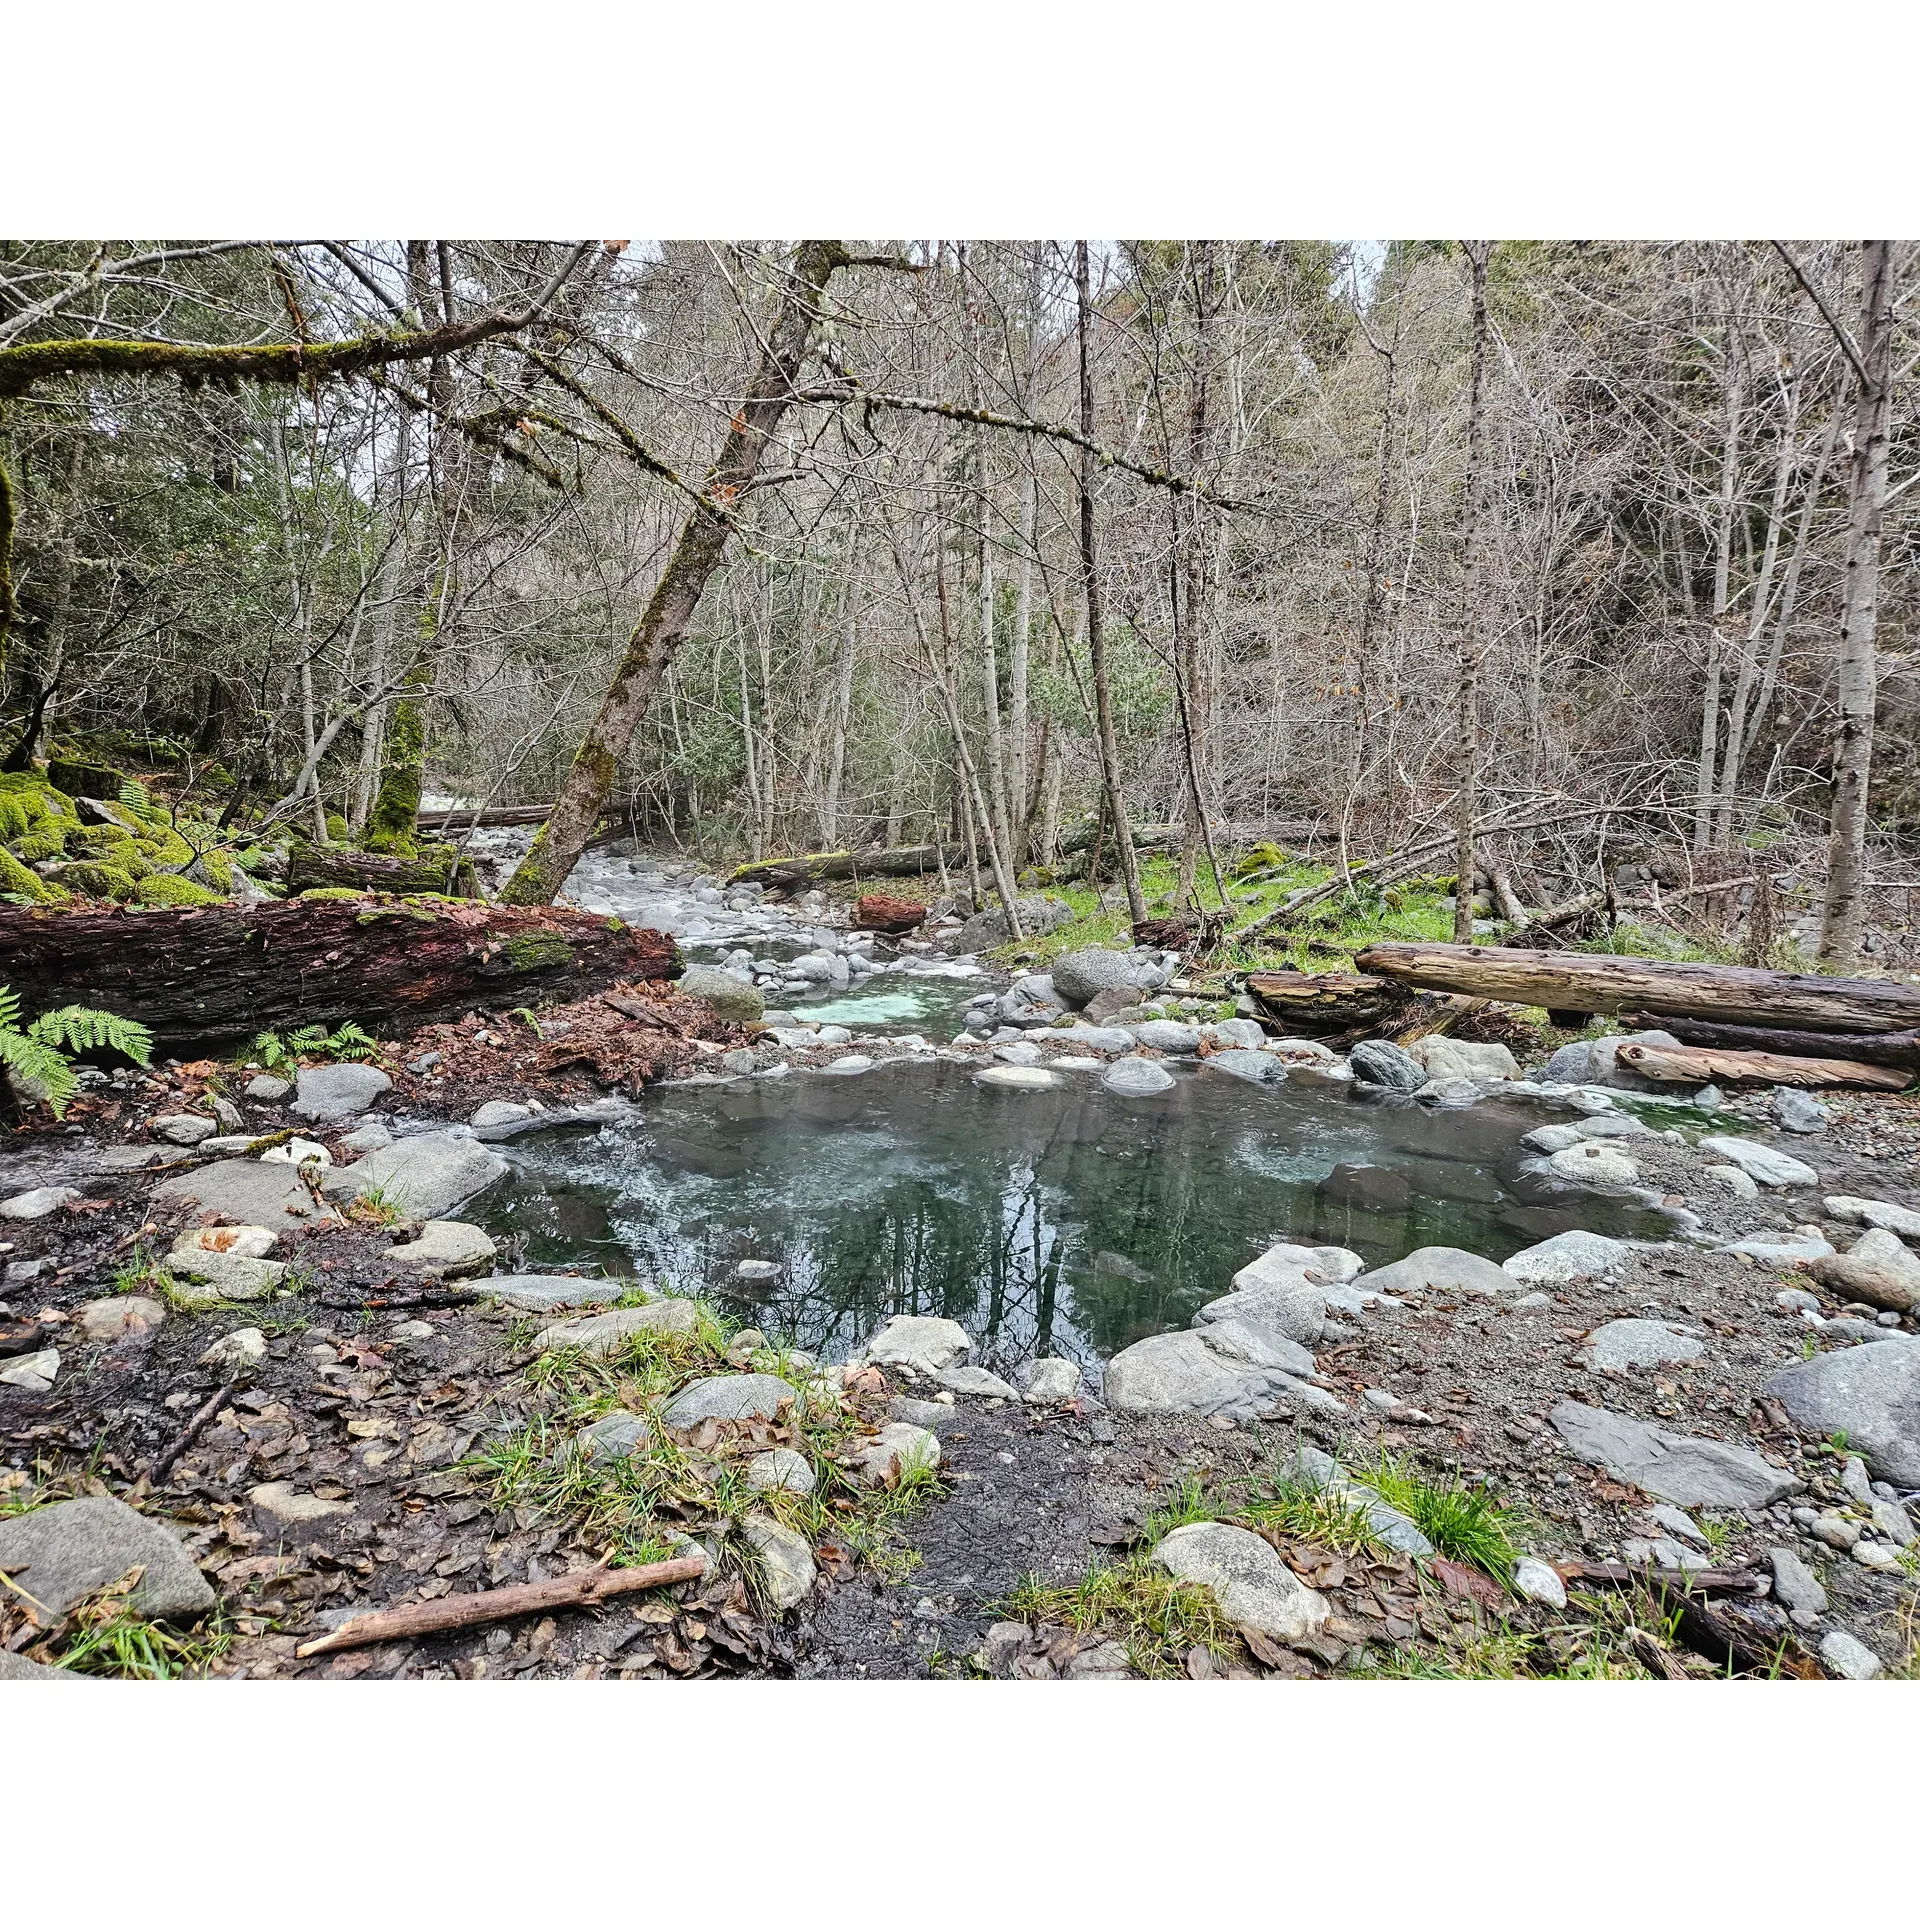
[729,844,960,889]
[286,841,477,898]
[0,899,680,1047]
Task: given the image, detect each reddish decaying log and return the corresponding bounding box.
[1629,1014,1920,1074]
[295,1556,709,1659]
[1355,942,1920,1036]
[0,900,681,1047]
[1616,1041,1911,1093]
[852,892,928,933]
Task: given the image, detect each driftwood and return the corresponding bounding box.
[1354,942,1920,1036]
[145,1382,234,1485]
[1556,1561,1761,1594]
[0,899,681,1047]
[1245,971,1413,1036]
[1630,1015,1920,1074]
[729,843,958,889]
[1616,1040,1911,1093]
[286,842,479,899]
[295,1556,709,1659]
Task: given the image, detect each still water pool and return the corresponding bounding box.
[465,1060,1668,1371]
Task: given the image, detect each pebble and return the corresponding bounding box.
[1818,1630,1883,1680]
[0,1186,79,1221]
[1767,1546,1826,1615]
[245,1073,292,1102]
[745,1447,817,1494]
[1512,1557,1567,1608]
[199,1326,267,1369]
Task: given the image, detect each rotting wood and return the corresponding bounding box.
[285,842,479,899]
[1354,942,1920,1036]
[728,843,959,889]
[1615,1041,1911,1093]
[0,899,681,1047]
[1244,971,1413,1036]
[1628,1015,1920,1074]
[294,1555,709,1658]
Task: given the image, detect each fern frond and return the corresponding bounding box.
[0,1027,78,1118]
[0,984,20,1033]
[27,1005,154,1067]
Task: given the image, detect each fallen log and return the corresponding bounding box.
[1615,1041,1911,1093]
[1353,942,1920,1036]
[852,892,928,933]
[728,843,958,889]
[1628,1015,1920,1074]
[286,842,479,899]
[294,1556,709,1659]
[1245,971,1413,1037]
[1556,1561,1762,1594]
[0,899,681,1048]
[419,804,557,831]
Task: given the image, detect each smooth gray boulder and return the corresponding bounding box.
[1194,1316,1319,1376]
[1103,1056,1175,1097]
[933,1364,1020,1400]
[1701,1135,1819,1190]
[1232,1243,1364,1289]
[337,1122,394,1154]
[1768,1546,1827,1615]
[853,1422,942,1482]
[1348,1040,1426,1092]
[456,1272,626,1312]
[244,1073,292,1103]
[1720,1228,1833,1269]
[161,1249,288,1300]
[531,1300,700,1354]
[330,1133,508,1218]
[153,1112,217,1147]
[1405,1035,1519,1081]
[0,1496,215,1621]
[293,1062,393,1121]
[579,1411,650,1463]
[1580,1319,1706,1374]
[1772,1087,1829,1134]
[1211,1018,1267,1049]
[1203,1048,1286,1086]
[1819,1630,1883,1680]
[1151,1522,1330,1641]
[1050,947,1173,1008]
[1364,1244,1516,1296]
[156,1157,317,1228]
[1502,1231,1630,1286]
[0,1186,79,1221]
[1763,1340,1920,1486]
[78,1295,166,1342]
[469,1101,538,1141]
[1104,1329,1339,1419]
[1130,1019,1201,1054]
[679,964,765,1023]
[865,1315,971,1372]
[1548,1401,1803,1507]
[387,1219,497,1278]
[1195,1275,1326,1349]
[1809,1251,1920,1315]
[1513,1558,1567,1608]
[661,1372,797,1427]
[1825,1195,1920,1242]
[1548,1141,1639,1189]
[974,1064,1060,1091]
[1021,1356,1083,1404]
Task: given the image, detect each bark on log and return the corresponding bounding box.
[286,842,479,898]
[729,844,959,888]
[1353,942,1920,1035]
[419,804,557,832]
[1629,1015,1920,1073]
[1614,1041,1911,1092]
[0,900,681,1047]
[852,892,928,933]
[294,1556,709,1659]
[1245,971,1413,1036]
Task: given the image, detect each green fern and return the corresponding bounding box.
[252,1021,382,1073]
[0,985,153,1120]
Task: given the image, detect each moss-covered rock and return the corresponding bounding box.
[133,872,222,907]
[0,845,59,903]
[65,859,139,901]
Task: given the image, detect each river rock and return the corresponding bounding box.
[1021,1356,1083,1404]
[1502,1231,1630,1286]
[261,1137,331,1168]
[1211,1018,1267,1049]
[200,1326,267,1370]
[1768,1546,1827,1615]
[292,1062,392,1121]
[1548,1400,1803,1507]
[1288,1446,1434,1555]
[153,1112,217,1146]
[387,1220,498,1279]
[1701,1135,1818,1190]
[1203,1048,1286,1085]
[1151,1522,1330,1641]
[662,1372,797,1426]
[155,1158,314,1228]
[974,1064,1060,1091]
[1513,1557,1567,1608]
[1771,1087,1829,1133]
[1580,1318,1706,1373]
[933,1364,1020,1400]
[456,1272,625,1312]
[532,1299,700,1355]
[1808,1253,1920,1314]
[1364,1244,1516,1296]
[78,1295,166,1342]
[1819,1630,1883,1680]
[1763,1340,1920,1485]
[1104,1329,1335,1419]
[1720,1228,1833,1269]
[854,1422,941,1483]
[1200,1274,1327,1348]
[1233,1242,1364,1289]
[469,1101,537,1141]
[1405,1035,1520,1081]
[740,1515,816,1611]
[1051,947,1173,1008]
[337,1122,394,1154]
[865,1314,971,1372]
[0,1349,58,1391]
[679,964,766,1023]
[0,1649,91,1681]
[1130,1019,1201,1054]
[252,1482,354,1525]
[244,1073,292,1102]
[0,1496,215,1620]
[162,1249,287,1299]
[1103,1056,1175,1097]
[746,1447,817,1494]
[1825,1195,1920,1242]
[1195,1315,1319,1375]
[0,1186,79,1221]
[578,1411,649,1463]
[1549,1141,1639,1189]
[331,1134,508,1218]
[1349,1040,1426,1091]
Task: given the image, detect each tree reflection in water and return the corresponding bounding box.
[468,1063,1667,1369]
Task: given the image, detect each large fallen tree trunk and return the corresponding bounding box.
[418,804,557,832]
[285,842,480,898]
[1353,942,1920,1036]
[1616,1041,1911,1093]
[728,844,960,888]
[0,900,681,1048]
[1245,971,1413,1036]
[1628,1014,1920,1074]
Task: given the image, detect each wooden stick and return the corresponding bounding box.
[1629,1014,1920,1073]
[1616,1040,1910,1092]
[1556,1560,1761,1594]
[295,1556,708,1659]
[146,1381,233,1485]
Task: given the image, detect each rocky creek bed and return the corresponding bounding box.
[4,882,1919,1682]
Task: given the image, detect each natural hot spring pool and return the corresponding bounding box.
[465,1060,1672,1370]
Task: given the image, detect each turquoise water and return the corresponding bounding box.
[466,1061,1667,1369]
